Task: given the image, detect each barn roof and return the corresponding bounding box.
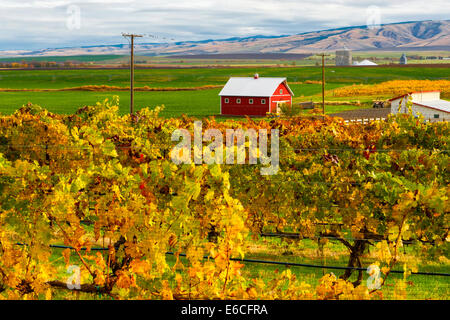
[388,91,441,102]
[219,77,294,97]
[389,91,450,114]
[413,100,450,114]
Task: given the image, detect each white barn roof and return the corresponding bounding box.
[219,77,294,97]
[413,100,450,114]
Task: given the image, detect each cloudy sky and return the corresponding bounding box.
[0,0,449,50]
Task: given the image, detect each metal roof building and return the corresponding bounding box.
[219,76,294,97]
[390,91,449,121]
[219,75,294,116]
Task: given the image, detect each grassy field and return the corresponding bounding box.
[0,66,448,117]
[0,84,358,117]
[0,90,220,117]
[241,237,449,300]
[0,66,448,89]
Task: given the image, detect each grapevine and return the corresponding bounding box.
[0,98,448,300]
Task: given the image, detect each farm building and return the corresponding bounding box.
[335,50,352,66]
[389,91,449,121]
[353,59,378,66]
[400,53,408,65]
[219,74,294,116]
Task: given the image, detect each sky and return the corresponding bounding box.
[0,0,449,50]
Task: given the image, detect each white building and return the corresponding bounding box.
[389,91,450,121]
[353,59,378,66]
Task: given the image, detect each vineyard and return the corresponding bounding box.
[331,80,450,98]
[0,98,449,300]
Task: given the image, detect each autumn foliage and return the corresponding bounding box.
[0,98,448,300]
[331,80,450,98]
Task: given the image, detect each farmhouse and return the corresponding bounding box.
[219,74,294,116]
[389,91,449,121]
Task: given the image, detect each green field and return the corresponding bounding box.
[0,66,448,88]
[0,90,221,117]
[0,82,351,117]
[0,66,448,117]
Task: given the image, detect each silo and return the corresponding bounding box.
[335,50,352,66]
[400,53,407,65]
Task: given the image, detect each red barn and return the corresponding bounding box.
[219,74,294,116]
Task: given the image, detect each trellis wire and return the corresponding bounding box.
[13,242,450,277]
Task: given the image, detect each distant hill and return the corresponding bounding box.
[1,20,449,57]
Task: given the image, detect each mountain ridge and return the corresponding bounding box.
[1,20,448,57]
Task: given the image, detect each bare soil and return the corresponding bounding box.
[329,108,391,119]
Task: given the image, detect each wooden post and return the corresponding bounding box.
[130,35,135,115]
[316,53,330,121]
[122,33,143,116]
[322,54,325,120]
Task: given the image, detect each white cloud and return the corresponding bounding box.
[0,0,448,49]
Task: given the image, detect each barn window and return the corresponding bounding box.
[261,99,266,104]
[236,98,241,104]
[279,89,283,94]
[434,114,439,118]
[249,99,254,104]
[224,98,229,103]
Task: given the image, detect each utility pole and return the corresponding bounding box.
[316,53,330,120]
[122,33,143,115]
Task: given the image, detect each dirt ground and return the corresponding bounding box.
[329,107,391,119]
